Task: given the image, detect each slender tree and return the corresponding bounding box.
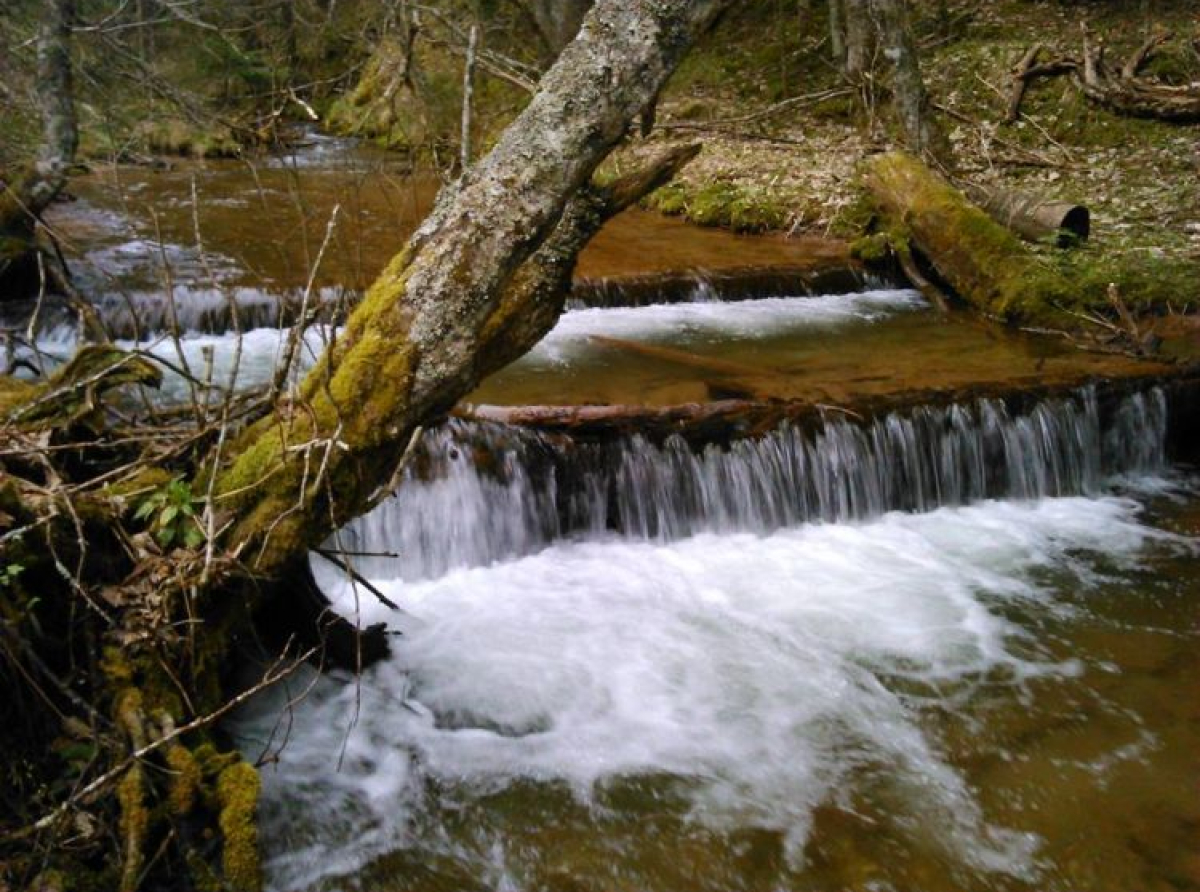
[871,0,946,161]
[0,0,77,292]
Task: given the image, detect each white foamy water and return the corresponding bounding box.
[235,493,1183,891]
[11,290,921,401]
[104,326,332,402]
[528,288,926,363]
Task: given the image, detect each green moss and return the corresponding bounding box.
[849,232,892,264]
[650,182,689,217]
[166,744,201,816]
[114,688,144,740]
[116,765,149,892]
[136,119,241,159]
[216,762,262,892]
[646,180,792,233]
[99,646,135,685]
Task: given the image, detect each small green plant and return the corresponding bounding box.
[135,479,206,550]
[0,561,24,589]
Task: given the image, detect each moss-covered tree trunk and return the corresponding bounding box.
[861,151,1073,325]
[211,0,732,578]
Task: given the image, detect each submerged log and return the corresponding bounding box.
[963,183,1090,247]
[456,366,1195,447]
[589,335,770,379]
[571,264,869,308]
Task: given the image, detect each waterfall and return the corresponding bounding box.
[338,386,1169,581]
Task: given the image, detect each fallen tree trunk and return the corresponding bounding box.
[861,151,1074,324]
[211,0,730,578]
[456,366,1194,445]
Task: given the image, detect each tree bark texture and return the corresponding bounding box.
[213,0,730,577]
[0,0,78,290]
[963,183,1090,247]
[828,0,846,63]
[870,0,944,161]
[843,0,871,82]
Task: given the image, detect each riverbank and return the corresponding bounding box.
[605,0,1200,325]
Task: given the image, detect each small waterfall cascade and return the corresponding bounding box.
[337,386,1170,582]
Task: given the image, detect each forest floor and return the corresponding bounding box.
[610,0,1200,324]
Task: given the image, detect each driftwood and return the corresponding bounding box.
[1077,26,1200,123]
[588,334,781,399]
[891,243,950,313]
[1005,28,1200,124]
[589,335,769,379]
[963,183,1089,247]
[1004,45,1077,123]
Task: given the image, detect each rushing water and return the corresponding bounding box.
[337,387,1167,581]
[230,383,1199,892]
[30,134,1200,892]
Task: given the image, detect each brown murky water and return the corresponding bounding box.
[468,301,1170,408]
[58,134,846,294]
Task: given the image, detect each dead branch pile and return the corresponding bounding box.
[1006,26,1200,124]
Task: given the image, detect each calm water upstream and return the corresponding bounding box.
[30,134,1200,892]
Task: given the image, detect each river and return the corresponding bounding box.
[29,133,1200,892]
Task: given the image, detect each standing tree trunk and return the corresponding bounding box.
[843,0,871,82]
[512,0,594,59]
[828,0,846,63]
[0,0,77,293]
[870,0,945,162]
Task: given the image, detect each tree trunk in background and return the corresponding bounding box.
[870,0,945,162]
[843,0,871,81]
[0,0,77,293]
[828,0,846,63]
[796,0,812,29]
